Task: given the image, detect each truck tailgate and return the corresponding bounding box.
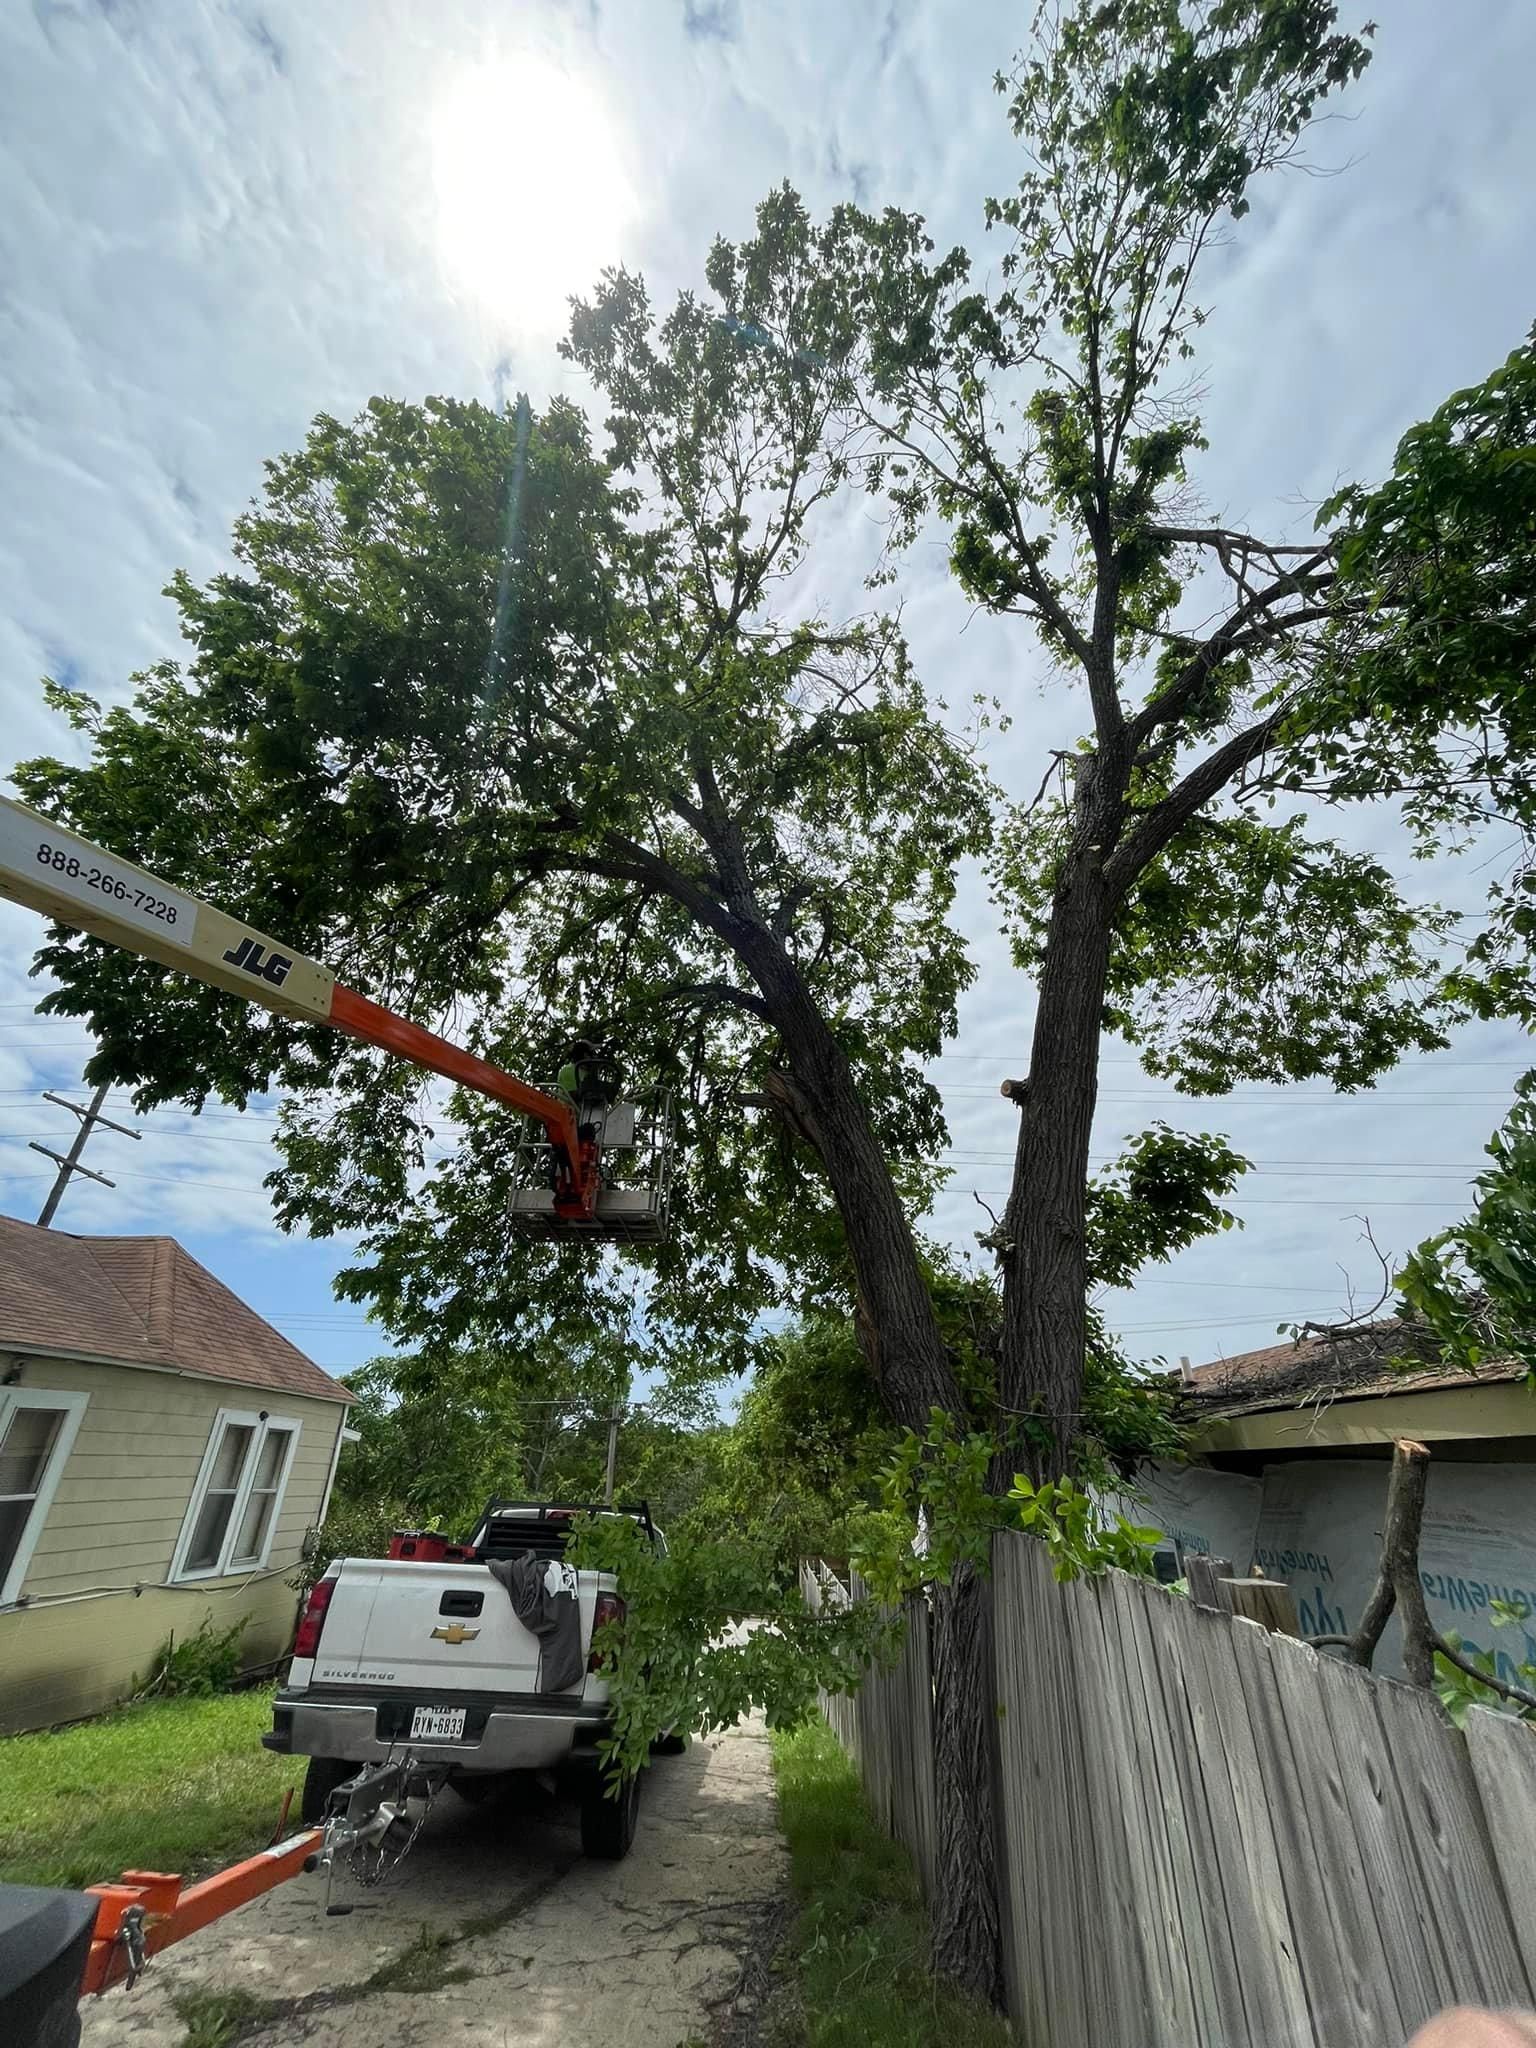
[311,1560,597,1694]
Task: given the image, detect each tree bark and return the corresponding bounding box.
[740,930,964,1433]
[929,1562,1003,2003]
[732,925,1001,2004]
[997,851,1116,1475]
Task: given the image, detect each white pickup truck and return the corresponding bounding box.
[264,1500,670,1860]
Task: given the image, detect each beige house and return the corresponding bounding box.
[0,1214,354,1735]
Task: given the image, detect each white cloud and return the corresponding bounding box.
[1,0,1532,1362]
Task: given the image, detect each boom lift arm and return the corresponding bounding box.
[0,796,601,1221]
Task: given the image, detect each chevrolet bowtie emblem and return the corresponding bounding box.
[430,1624,480,1645]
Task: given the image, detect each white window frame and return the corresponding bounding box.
[170,1408,302,1583]
[0,1387,90,1606]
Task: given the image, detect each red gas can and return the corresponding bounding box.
[386,1530,476,1561]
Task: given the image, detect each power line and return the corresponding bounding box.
[928,1052,1531,1067]
[938,1088,1521,1103]
[0,1121,1496,1180]
[929,1187,1466,1208]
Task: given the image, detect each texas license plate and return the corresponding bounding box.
[410,1705,467,1740]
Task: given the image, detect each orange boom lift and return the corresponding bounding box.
[0,794,673,1238]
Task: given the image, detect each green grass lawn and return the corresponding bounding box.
[770,1717,1013,2048]
[0,1691,306,1891]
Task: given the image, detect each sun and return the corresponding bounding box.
[430,57,634,329]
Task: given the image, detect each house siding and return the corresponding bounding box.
[0,1356,346,1734]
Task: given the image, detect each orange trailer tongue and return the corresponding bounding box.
[78,1830,324,1997]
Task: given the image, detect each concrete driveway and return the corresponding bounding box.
[80,1718,786,2048]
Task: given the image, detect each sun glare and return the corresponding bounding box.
[430,58,633,329]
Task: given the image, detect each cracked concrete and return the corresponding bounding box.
[80,1716,786,2048]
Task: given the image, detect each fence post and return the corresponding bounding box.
[1186,1555,1233,1610]
[1217,1572,1300,1637]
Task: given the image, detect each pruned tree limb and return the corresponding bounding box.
[1341,1437,1430,1672]
[1310,1437,1536,1712]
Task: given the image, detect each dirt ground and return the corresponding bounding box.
[79,1717,787,2048]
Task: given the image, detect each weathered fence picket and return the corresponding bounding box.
[806,1533,1536,2048]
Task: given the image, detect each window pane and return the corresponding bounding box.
[253,1428,291,1491]
[0,1497,33,1587]
[232,1487,277,1565]
[185,1491,236,1573]
[0,1407,63,1499]
[209,1424,255,1492]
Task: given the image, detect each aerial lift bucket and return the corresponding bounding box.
[506,1091,676,1245]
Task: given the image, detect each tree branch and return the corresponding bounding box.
[1127,594,1337,750]
[1103,711,1282,896]
[656,980,772,1023]
[1149,526,1337,559]
[1431,1631,1536,1715]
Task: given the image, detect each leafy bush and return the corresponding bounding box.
[141,1614,248,1698]
[567,1513,900,1779]
[1433,1599,1536,1726]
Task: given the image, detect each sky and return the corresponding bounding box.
[1,0,1533,1391]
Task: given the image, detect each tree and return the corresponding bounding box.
[782,3,1536,1492]
[17,4,1535,2000]
[1295,327,1536,1021]
[14,322,1012,1978]
[334,1345,732,1538]
[1395,1073,1536,1381]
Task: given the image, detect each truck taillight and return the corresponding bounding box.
[293,1575,336,1660]
[589,1590,626,1673]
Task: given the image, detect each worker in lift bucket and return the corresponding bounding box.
[557,1039,621,1142]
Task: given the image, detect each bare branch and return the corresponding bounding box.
[1150,526,1338,560]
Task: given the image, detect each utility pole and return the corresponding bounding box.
[602,1399,625,1506]
[32,1081,141,1227]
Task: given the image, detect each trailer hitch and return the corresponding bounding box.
[307,1754,444,1911]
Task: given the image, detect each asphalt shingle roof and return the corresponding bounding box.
[0,1213,352,1405]
[1186,1319,1524,1419]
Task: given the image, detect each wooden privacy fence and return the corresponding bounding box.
[800,1563,939,1898]
[805,1535,1536,2048]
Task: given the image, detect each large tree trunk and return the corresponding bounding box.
[998,851,1116,1476]
[929,1561,1003,2002]
[742,932,1002,2004]
[745,938,963,1434]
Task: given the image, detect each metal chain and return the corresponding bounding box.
[345,1780,434,1887]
